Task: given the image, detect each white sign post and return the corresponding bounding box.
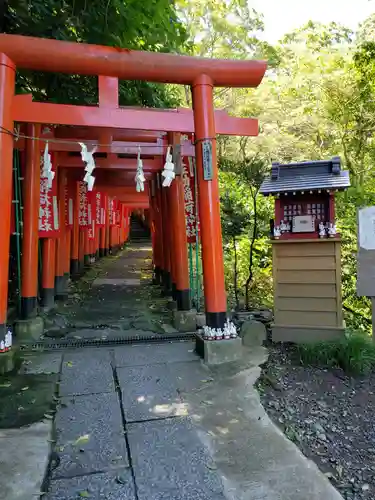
[357,207,375,339]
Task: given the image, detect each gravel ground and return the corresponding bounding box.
[257,344,375,500]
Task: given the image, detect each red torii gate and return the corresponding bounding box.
[0,33,266,344]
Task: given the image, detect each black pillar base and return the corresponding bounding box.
[70,259,83,280]
[95,250,99,260]
[84,254,91,267]
[171,283,177,301]
[176,289,191,311]
[55,275,68,300]
[206,311,227,329]
[20,296,37,320]
[70,259,79,276]
[0,323,6,343]
[99,248,106,258]
[153,266,162,286]
[162,270,172,296]
[41,288,55,310]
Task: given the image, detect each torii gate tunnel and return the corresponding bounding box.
[0,34,267,346]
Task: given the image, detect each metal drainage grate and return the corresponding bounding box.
[19,332,196,351]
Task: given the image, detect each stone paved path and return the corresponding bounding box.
[42,239,225,499]
[45,341,223,500]
[2,236,344,500]
[45,240,178,339]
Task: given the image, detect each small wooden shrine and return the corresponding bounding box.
[260,157,350,342]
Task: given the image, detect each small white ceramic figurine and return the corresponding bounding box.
[280,220,287,232]
[273,226,281,239]
[328,222,337,238]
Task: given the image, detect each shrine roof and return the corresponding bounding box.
[260,157,350,195]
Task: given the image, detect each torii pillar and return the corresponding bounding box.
[168,133,191,311]
[0,53,15,351]
[192,75,227,329]
[154,175,165,286]
[21,123,41,320]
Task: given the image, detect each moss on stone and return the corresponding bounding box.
[0,371,57,428]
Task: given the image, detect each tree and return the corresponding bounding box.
[281,21,354,50]
[357,13,375,44]
[177,0,264,58]
[220,187,249,310]
[214,19,375,327]
[3,0,188,107]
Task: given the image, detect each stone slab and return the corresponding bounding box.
[126,247,152,253]
[127,417,226,500]
[14,316,44,341]
[241,320,267,347]
[183,364,343,500]
[122,258,151,266]
[104,272,142,280]
[167,361,211,394]
[114,341,197,367]
[59,350,114,396]
[0,350,16,375]
[117,364,187,422]
[196,335,243,365]
[93,278,141,286]
[64,328,125,340]
[46,469,135,500]
[52,392,129,479]
[173,309,197,332]
[20,352,62,375]
[0,421,51,500]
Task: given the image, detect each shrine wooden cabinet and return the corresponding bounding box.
[260,157,350,342]
[271,238,344,342]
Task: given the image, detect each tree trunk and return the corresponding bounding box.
[245,191,257,310]
[233,236,239,310]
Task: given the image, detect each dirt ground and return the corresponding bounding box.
[257,344,375,500]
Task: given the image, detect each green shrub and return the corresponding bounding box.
[297,330,375,375]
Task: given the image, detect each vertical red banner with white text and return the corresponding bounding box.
[86,190,95,240]
[182,154,199,244]
[94,191,106,228]
[108,198,117,226]
[78,181,89,230]
[64,178,74,229]
[39,152,60,238]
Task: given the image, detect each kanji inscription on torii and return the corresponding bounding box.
[108,198,117,226]
[39,153,59,238]
[95,191,106,227]
[78,181,89,228]
[64,181,74,228]
[182,155,199,244]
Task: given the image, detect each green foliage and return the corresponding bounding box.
[281,21,354,50]
[209,15,375,329]
[177,0,265,58]
[297,330,375,375]
[3,0,187,106]
[220,189,249,242]
[219,155,272,310]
